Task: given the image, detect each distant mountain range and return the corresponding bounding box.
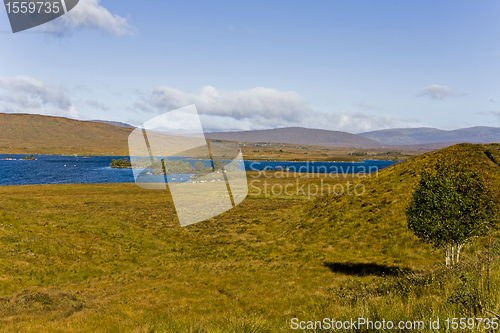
[205,126,499,149]
[86,120,135,129]
[0,113,498,154]
[205,127,385,148]
[358,127,500,145]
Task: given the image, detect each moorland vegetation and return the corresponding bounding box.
[0,143,499,332]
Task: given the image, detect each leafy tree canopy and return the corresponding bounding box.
[406,162,497,265]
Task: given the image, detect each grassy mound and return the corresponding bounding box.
[297,143,500,265]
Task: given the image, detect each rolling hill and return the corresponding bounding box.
[205,127,385,148]
[0,115,390,155]
[207,126,499,149]
[297,143,500,255]
[0,113,134,155]
[1,113,499,155]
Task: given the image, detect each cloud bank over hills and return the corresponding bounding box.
[0,76,81,119]
[134,85,417,133]
[0,75,496,136]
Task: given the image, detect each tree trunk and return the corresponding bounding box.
[444,244,451,267]
[456,244,463,264]
[451,245,455,266]
[443,243,463,267]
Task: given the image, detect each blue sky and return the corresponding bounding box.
[1,0,500,133]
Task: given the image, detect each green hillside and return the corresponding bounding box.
[0,143,499,332]
[298,143,500,263]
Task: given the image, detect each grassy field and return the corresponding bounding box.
[0,144,499,332]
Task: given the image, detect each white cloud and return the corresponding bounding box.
[418,84,456,100]
[0,76,82,119]
[43,0,135,36]
[135,85,417,133]
[86,99,110,111]
[135,85,309,122]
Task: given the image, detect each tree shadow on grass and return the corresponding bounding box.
[322,262,413,277]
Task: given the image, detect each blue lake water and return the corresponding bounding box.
[0,154,398,186]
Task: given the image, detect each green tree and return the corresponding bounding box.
[406,163,497,266]
[213,160,225,171]
[110,158,131,168]
[194,161,207,173]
